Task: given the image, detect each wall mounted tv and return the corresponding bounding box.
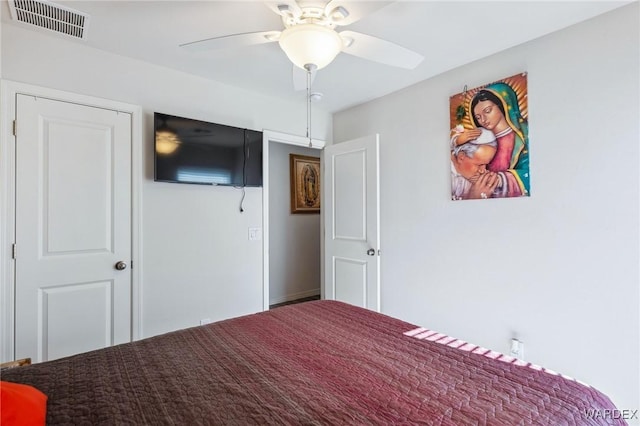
[154,112,263,187]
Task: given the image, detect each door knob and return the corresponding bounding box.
[115,261,128,271]
[367,249,375,256]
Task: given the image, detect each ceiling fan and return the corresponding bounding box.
[180,0,424,90]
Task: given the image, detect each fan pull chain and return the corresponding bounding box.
[304,64,317,148]
[307,67,311,146]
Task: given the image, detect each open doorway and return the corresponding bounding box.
[261,131,324,311]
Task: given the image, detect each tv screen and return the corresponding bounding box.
[154,112,262,186]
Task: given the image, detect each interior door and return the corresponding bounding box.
[14,95,132,362]
[324,134,380,311]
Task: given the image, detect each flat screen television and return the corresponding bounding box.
[154,112,263,186]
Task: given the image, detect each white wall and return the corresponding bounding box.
[333,4,639,413]
[269,142,321,305]
[1,24,332,338]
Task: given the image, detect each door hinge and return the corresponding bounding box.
[12,120,17,137]
[11,243,16,259]
[130,260,133,269]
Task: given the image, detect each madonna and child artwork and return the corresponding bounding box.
[449,72,530,201]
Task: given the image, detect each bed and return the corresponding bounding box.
[1,300,624,425]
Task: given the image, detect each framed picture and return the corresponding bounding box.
[290,154,320,214]
[449,72,530,201]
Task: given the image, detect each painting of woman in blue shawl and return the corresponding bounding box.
[450,73,530,200]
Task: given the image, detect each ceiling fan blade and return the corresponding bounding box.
[292,64,316,91]
[180,30,280,52]
[324,0,394,26]
[339,30,424,69]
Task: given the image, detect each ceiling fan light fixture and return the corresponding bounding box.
[278,23,343,70]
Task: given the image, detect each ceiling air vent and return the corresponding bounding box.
[8,0,90,40]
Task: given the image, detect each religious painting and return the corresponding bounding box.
[449,72,530,201]
[290,154,320,214]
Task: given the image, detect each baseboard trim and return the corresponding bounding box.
[269,288,320,306]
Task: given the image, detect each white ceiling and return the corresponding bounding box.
[1,1,630,112]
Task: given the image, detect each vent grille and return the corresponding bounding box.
[8,0,89,40]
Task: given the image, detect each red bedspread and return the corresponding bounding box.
[2,300,624,425]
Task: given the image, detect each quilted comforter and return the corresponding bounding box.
[2,300,624,425]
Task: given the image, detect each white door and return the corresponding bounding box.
[324,134,380,311]
[14,95,132,362]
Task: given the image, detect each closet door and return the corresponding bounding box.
[14,95,132,362]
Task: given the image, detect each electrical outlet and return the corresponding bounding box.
[509,338,524,359]
[248,227,262,241]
